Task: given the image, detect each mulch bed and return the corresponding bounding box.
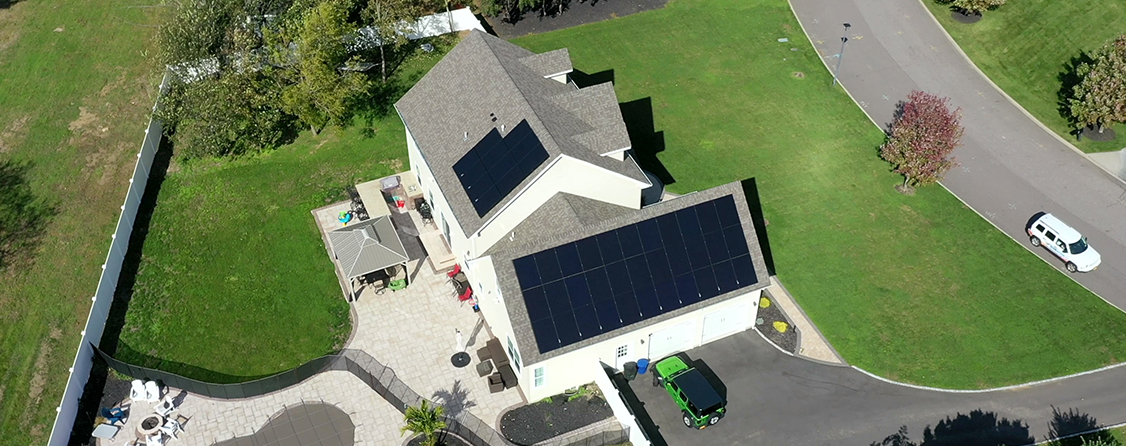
[756,296,798,354]
[1080,126,1117,142]
[500,392,613,445]
[487,0,671,38]
[406,432,474,446]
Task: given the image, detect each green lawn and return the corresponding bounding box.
[0,0,160,443]
[117,37,456,381]
[515,0,1126,388]
[922,0,1126,153]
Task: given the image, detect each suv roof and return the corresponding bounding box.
[672,369,724,414]
[1036,213,1082,243]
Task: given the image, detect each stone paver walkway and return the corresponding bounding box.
[764,276,845,365]
[349,254,526,427]
[115,371,403,446]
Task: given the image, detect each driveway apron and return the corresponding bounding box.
[789,0,1126,309]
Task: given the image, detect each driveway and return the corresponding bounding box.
[788,0,1126,309]
[625,331,1126,446]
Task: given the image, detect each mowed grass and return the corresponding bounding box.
[515,0,1126,387]
[118,39,455,381]
[923,0,1126,153]
[0,0,160,442]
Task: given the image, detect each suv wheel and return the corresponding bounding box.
[1030,236,1041,247]
[682,412,694,428]
[708,414,721,426]
[652,374,663,387]
[1067,262,1078,273]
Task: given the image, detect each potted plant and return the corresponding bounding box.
[402,401,447,446]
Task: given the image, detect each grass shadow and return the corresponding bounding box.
[0,158,58,273]
[740,178,776,276]
[620,97,674,187]
[1056,51,1095,139]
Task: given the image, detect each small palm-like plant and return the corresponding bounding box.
[402,401,447,446]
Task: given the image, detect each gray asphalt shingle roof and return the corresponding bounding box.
[490,181,770,365]
[394,30,647,237]
[328,216,409,279]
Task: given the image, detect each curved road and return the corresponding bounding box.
[789,0,1126,310]
[634,331,1126,445]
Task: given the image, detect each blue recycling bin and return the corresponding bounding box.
[637,358,650,375]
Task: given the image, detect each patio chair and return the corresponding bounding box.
[129,380,146,401]
[388,279,407,291]
[154,395,176,418]
[446,264,461,278]
[160,418,184,440]
[457,286,473,302]
[476,359,494,377]
[487,373,504,393]
[144,381,161,402]
[146,433,166,446]
[100,407,128,425]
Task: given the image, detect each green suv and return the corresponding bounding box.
[652,356,726,429]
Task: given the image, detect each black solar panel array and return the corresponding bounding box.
[453,120,550,217]
[512,195,758,354]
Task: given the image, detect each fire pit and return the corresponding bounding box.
[139,414,164,435]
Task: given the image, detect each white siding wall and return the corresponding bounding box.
[464,257,517,365]
[406,126,471,261]
[473,155,644,257]
[518,289,762,400]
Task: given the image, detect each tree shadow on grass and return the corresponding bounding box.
[0,0,19,9]
[1056,51,1095,139]
[1047,406,1121,446]
[0,158,57,273]
[870,409,1034,446]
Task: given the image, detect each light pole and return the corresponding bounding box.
[831,23,852,87]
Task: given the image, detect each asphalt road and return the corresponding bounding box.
[788,0,1126,309]
[626,331,1126,446]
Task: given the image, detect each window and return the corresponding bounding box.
[534,367,546,388]
[1035,224,1045,233]
[1046,231,1056,242]
[1070,237,1089,254]
[616,345,629,359]
[507,337,523,373]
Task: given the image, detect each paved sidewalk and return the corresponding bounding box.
[764,276,845,365]
[789,0,1126,309]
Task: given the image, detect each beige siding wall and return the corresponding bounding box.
[518,289,762,400]
[407,126,471,261]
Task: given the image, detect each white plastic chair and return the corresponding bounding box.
[145,433,166,446]
[154,395,176,418]
[129,380,146,401]
[144,381,161,402]
[159,418,183,440]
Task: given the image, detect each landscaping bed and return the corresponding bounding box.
[756,296,797,354]
[406,432,473,446]
[500,386,613,445]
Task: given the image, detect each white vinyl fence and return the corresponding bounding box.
[592,361,652,446]
[45,72,170,446]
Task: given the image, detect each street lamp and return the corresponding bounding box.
[831,23,852,87]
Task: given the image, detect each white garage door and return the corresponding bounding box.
[648,321,697,360]
[702,303,752,343]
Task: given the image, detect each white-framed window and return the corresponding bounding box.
[507,337,523,373]
[616,344,629,359]
[533,366,546,388]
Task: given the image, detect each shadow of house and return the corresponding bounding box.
[570,69,615,88]
[871,410,1034,446]
[620,97,674,187]
[740,178,775,276]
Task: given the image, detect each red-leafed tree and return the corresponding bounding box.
[880,90,963,193]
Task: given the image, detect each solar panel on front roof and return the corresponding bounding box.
[513,195,759,354]
[452,120,550,217]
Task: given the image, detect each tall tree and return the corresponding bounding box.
[880,90,963,191]
[950,0,1005,14]
[1069,35,1126,134]
[272,0,370,134]
[401,401,446,446]
[364,0,422,82]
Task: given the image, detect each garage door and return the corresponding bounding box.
[648,321,697,360]
[701,303,751,343]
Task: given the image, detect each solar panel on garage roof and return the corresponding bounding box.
[512,195,758,354]
[452,120,550,217]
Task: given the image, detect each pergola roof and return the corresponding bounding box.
[328,215,409,279]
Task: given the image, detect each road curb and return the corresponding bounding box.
[852,360,1126,393]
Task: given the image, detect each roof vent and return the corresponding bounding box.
[463,131,468,141]
[500,124,506,132]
